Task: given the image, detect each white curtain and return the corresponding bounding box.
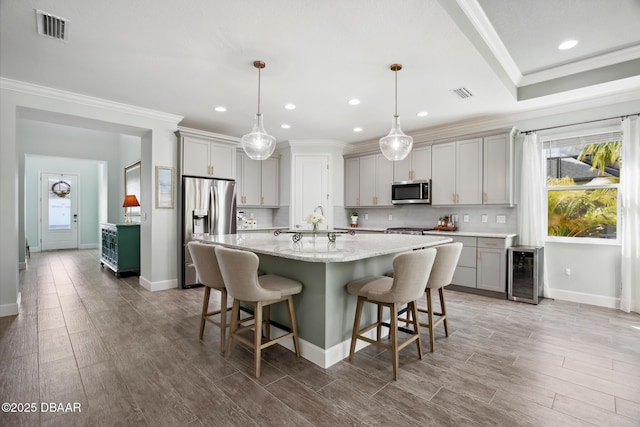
[519,133,545,247]
[620,115,640,313]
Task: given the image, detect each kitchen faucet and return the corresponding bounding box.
[314,205,324,217]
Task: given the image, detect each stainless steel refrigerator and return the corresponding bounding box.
[179,176,236,288]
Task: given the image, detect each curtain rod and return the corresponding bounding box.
[520,113,639,135]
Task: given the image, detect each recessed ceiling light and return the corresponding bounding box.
[281,124,291,129]
[348,99,360,105]
[417,111,429,117]
[558,39,578,50]
[214,106,227,112]
[353,127,363,132]
[284,103,296,110]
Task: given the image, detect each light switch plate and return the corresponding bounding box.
[388,214,393,221]
[496,215,506,224]
[463,214,469,223]
[481,214,488,223]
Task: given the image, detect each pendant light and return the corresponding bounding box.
[379,64,413,161]
[241,60,276,160]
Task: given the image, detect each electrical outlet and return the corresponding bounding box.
[481,214,488,223]
[565,268,571,276]
[496,215,506,224]
[364,213,369,220]
[388,214,393,221]
[463,214,469,223]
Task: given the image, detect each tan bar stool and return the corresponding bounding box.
[187,241,232,352]
[346,248,437,380]
[214,245,302,378]
[419,242,463,352]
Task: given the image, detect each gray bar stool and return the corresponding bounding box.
[187,242,231,352]
[346,248,437,380]
[419,242,463,352]
[214,245,302,378]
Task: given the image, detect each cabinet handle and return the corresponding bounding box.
[211,166,214,176]
[483,192,487,203]
[456,193,460,203]
[484,241,498,246]
[261,196,264,205]
[357,197,360,206]
[452,193,456,203]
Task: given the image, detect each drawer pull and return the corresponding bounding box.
[484,242,498,245]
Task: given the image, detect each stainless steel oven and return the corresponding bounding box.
[391,180,431,204]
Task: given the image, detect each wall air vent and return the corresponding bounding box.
[36,9,69,41]
[452,87,473,99]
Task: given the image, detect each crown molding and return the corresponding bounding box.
[521,45,640,86]
[176,126,239,144]
[0,78,183,125]
[457,0,522,85]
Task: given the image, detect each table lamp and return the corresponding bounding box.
[123,194,140,224]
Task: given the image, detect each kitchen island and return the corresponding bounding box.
[193,232,451,367]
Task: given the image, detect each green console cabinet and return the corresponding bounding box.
[100,223,140,277]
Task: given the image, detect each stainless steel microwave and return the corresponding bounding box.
[391,180,431,204]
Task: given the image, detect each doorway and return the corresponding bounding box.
[293,155,330,228]
[40,172,79,250]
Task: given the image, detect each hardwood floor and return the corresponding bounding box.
[1,249,639,426]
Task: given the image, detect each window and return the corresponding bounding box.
[544,130,621,241]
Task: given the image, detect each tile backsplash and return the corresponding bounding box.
[338,204,517,233]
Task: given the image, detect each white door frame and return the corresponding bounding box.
[40,172,80,250]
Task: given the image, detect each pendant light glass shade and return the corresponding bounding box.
[379,64,413,161]
[380,115,413,161]
[242,60,276,160]
[241,113,276,160]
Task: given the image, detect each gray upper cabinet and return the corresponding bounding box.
[236,151,279,207]
[432,138,482,205]
[345,153,393,207]
[393,146,432,182]
[431,133,512,206]
[483,133,513,205]
[177,128,237,179]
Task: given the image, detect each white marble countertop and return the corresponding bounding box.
[192,233,451,263]
[423,230,517,238]
[237,226,285,232]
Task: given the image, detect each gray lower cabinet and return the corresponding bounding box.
[439,234,515,296]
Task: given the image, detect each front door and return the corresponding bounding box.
[41,173,79,250]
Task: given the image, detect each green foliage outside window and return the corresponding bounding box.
[546,140,620,239]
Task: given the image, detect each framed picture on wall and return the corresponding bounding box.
[124,161,141,220]
[155,166,174,209]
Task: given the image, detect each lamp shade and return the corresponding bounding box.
[123,194,140,208]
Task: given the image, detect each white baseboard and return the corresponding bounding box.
[79,243,99,249]
[19,261,27,271]
[546,288,620,309]
[269,324,387,369]
[0,292,20,317]
[139,276,178,292]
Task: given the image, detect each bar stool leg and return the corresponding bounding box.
[390,303,399,380]
[219,290,227,352]
[226,300,240,358]
[439,288,449,336]
[254,301,263,378]
[426,289,435,352]
[286,296,301,357]
[349,296,364,361]
[200,287,211,340]
[409,301,423,360]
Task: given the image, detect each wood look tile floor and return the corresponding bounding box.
[1,249,639,426]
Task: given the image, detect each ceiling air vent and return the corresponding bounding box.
[452,87,473,99]
[36,9,69,41]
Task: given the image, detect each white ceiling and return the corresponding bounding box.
[1,0,639,143]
